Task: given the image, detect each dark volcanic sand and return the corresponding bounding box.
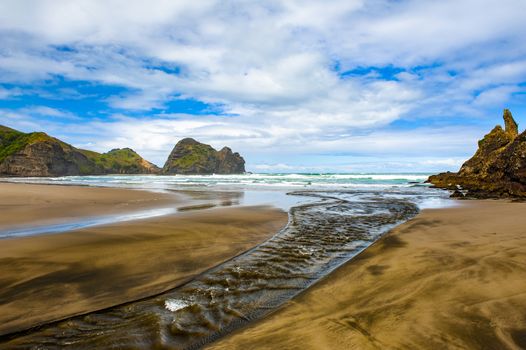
[0,184,287,338]
[210,200,526,350]
[0,190,418,350]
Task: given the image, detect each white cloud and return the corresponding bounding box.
[21,106,77,118]
[0,0,525,171]
[36,113,479,169]
[0,86,21,99]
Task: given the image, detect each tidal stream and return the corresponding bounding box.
[1,190,420,349]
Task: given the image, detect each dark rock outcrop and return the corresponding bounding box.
[162,138,245,175]
[0,134,97,177]
[217,147,246,174]
[428,109,526,198]
[0,125,160,177]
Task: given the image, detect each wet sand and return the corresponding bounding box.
[210,200,526,350]
[0,182,181,230]
[0,190,419,349]
[0,184,287,336]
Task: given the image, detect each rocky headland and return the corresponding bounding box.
[428,109,526,198]
[0,125,159,176]
[162,138,245,175]
[0,125,245,176]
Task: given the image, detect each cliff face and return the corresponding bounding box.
[428,109,526,198]
[0,126,160,177]
[0,125,245,177]
[217,147,246,174]
[162,138,245,175]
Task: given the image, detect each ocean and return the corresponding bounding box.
[1,173,452,210]
[2,173,433,189]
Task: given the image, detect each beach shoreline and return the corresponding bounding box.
[209,199,526,350]
[0,182,184,231]
[0,183,288,336]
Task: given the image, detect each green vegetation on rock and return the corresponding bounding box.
[0,129,59,163]
[0,128,28,163]
[162,138,245,175]
[0,125,159,176]
[82,148,160,174]
[1,125,243,177]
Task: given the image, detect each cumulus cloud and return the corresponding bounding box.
[0,0,525,171]
[35,113,479,170]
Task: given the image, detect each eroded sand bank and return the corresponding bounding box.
[210,200,526,350]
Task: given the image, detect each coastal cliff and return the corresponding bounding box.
[428,109,526,198]
[0,125,159,176]
[0,125,246,177]
[162,138,245,175]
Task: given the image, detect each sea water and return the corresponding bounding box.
[1,173,453,210]
[2,173,432,190]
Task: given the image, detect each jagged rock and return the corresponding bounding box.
[494,131,526,184]
[217,147,246,174]
[457,125,513,177]
[0,125,160,176]
[428,109,526,198]
[162,138,245,175]
[504,108,518,137]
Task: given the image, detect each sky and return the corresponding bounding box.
[1,0,526,173]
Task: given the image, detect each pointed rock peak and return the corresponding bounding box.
[503,108,518,138]
[429,108,526,198]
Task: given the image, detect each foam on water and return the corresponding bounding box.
[165,299,191,312]
[1,173,432,191]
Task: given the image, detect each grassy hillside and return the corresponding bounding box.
[169,143,217,169]
[0,125,159,175]
[0,126,86,162]
[0,128,57,163]
[81,148,159,174]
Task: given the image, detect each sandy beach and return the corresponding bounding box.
[0,182,181,230]
[0,183,287,336]
[209,200,526,350]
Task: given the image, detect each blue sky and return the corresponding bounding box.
[1,0,526,172]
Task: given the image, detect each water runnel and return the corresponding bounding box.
[0,191,419,350]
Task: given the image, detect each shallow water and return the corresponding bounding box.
[0,189,310,239]
[0,190,421,349]
[0,208,177,239]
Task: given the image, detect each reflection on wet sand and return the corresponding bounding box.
[0,205,287,339]
[0,190,292,239]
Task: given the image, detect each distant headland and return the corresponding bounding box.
[0,125,245,176]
